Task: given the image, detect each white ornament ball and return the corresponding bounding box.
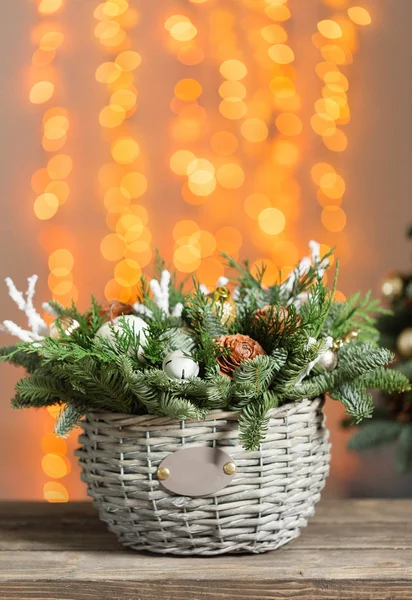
[162,350,200,381]
[318,348,338,372]
[96,315,148,361]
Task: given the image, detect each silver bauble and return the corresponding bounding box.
[318,349,338,371]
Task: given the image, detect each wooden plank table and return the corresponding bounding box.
[0,500,411,600]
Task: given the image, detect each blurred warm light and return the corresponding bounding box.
[175,78,202,100]
[216,163,245,189]
[111,137,140,164]
[268,43,294,64]
[323,128,348,151]
[111,89,137,111]
[270,75,295,98]
[115,259,141,286]
[44,115,69,140]
[47,154,73,179]
[101,233,127,261]
[42,454,70,479]
[219,59,248,80]
[43,482,69,503]
[49,249,74,276]
[321,206,347,231]
[38,0,63,15]
[115,50,142,71]
[170,21,198,42]
[219,98,247,120]
[276,112,302,136]
[39,31,64,51]
[30,81,54,104]
[32,48,56,67]
[120,172,147,198]
[41,433,67,456]
[261,24,288,44]
[215,227,242,256]
[272,139,299,166]
[219,80,246,100]
[320,172,346,198]
[34,193,59,220]
[174,244,201,272]
[348,6,371,26]
[311,162,336,184]
[241,118,268,142]
[317,20,343,39]
[95,61,122,84]
[104,187,130,213]
[99,104,126,128]
[46,180,70,205]
[244,193,271,219]
[211,131,239,155]
[258,207,286,235]
[311,113,336,137]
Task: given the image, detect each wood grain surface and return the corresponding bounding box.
[1,500,411,600]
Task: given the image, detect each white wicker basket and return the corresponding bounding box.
[76,397,330,555]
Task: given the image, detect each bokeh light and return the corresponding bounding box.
[30,81,54,104]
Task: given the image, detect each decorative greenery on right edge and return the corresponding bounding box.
[1,242,410,452]
[347,227,412,473]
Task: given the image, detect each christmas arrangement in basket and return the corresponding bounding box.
[1,242,410,555]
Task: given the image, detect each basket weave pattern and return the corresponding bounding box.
[77,397,330,555]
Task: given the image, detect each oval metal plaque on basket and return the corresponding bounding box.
[157,446,237,497]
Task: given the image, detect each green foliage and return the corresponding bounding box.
[1,245,407,451]
[396,425,412,473]
[348,421,402,451]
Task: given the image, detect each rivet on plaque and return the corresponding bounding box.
[223,461,237,476]
[157,467,170,481]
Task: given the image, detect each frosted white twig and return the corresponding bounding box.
[217,276,229,287]
[0,321,37,343]
[42,302,60,318]
[309,239,329,278]
[200,284,210,295]
[2,276,48,342]
[281,256,311,296]
[171,303,183,318]
[149,270,171,315]
[133,303,153,318]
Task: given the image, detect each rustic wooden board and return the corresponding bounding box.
[0,500,411,600]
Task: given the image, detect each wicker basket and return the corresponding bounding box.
[76,397,330,555]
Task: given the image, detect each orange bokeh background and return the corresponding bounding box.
[1,0,411,501]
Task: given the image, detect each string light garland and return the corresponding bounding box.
[95,0,151,304]
[311,1,371,238]
[29,0,72,503]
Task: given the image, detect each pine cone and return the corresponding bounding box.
[100,300,134,323]
[253,305,290,332]
[215,334,266,378]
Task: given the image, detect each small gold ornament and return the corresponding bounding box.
[333,328,360,350]
[209,285,237,326]
[157,467,170,481]
[319,349,338,371]
[223,461,237,476]
[49,316,80,339]
[397,328,412,358]
[343,328,360,344]
[381,272,404,301]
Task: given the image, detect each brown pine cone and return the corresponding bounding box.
[215,334,266,378]
[100,300,134,323]
[253,305,290,333]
